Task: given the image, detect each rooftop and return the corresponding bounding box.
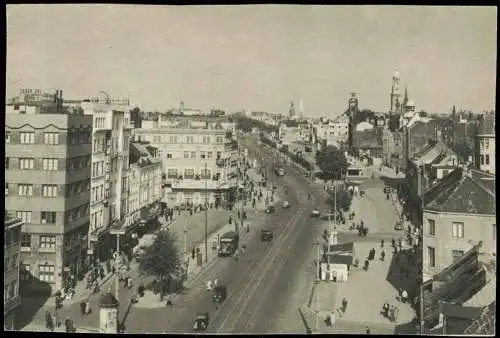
[424,167,496,215]
[352,129,382,149]
[129,142,161,167]
[412,140,462,166]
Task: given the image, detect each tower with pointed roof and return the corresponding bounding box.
[390,70,402,114]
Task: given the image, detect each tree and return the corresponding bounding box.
[326,187,353,212]
[138,229,182,293]
[316,145,349,180]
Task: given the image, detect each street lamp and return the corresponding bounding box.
[313,241,321,333]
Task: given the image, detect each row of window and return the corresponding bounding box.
[5,181,90,198]
[21,263,55,282]
[427,220,496,239]
[165,150,227,160]
[426,246,465,268]
[15,207,89,225]
[5,156,90,171]
[5,131,91,145]
[20,234,57,249]
[149,134,226,144]
[479,154,491,166]
[166,168,214,179]
[4,253,19,273]
[479,138,491,149]
[92,184,109,204]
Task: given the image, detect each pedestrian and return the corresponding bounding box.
[381,239,384,248]
[191,248,196,260]
[382,302,390,318]
[401,289,408,303]
[127,277,132,289]
[366,327,371,334]
[391,238,396,248]
[394,306,399,322]
[389,306,395,322]
[46,311,54,331]
[229,216,232,225]
[206,280,213,291]
[380,250,386,262]
[80,300,86,317]
[329,311,336,327]
[364,259,369,271]
[85,300,91,315]
[341,298,348,313]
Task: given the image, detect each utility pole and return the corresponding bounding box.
[183,213,188,271]
[314,242,320,333]
[419,165,425,334]
[204,162,208,263]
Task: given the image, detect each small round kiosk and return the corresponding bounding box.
[99,292,119,334]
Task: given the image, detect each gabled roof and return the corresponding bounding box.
[130,142,160,166]
[412,140,461,166]
[424,167,496,215]
[463,276,496,307]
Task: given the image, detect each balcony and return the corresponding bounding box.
[171,178,229,190]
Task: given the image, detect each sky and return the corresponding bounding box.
[6,5,497,117]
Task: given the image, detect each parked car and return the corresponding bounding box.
[394,222,404,231]
[265,205,276,214]
[261,229,274,242]
[383,186,392,194]
[283,200,290,208]
[311,209,320,217]
[193,312,209,331]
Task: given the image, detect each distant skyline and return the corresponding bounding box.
[6,5,497,117]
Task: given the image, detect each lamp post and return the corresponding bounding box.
[109,228,125,303]
[313,241,321,333]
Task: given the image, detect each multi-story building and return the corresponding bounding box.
[314,113,350,149]
[422,166,496,279]
[4,215,23,330]
[134,116,238,207]
[126,142,163,230]
[476,112,495,174]
[82,98,133,263]
[5,90,92,293]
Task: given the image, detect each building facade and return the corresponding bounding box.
[4,216,23,330]
[134,117,238,207]
[422,167,496,279]
[83,99,133,263]
[476,112,495,174]
[126,142,163,229]
[314,113,350,149]
[5,90,92,293]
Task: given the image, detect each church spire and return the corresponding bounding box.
[403,85,409,106]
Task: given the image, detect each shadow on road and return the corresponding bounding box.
[385,249,419,309]
[17,280,53,329]
[395,319,418,334]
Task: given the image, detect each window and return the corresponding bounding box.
[167,169,178,178]
[207,152,213,159]
[43,133,60,145]
[20,264,31,280]
[16,211,32,224]
[169,135,178,143]
[442,170,449,177]
[451,222,464,239]
[42,158,59,171]
[485,155,490,165]
[20,132,35,144]
[184,151,189,159]
[186,136,194,143]
[216,136,223,144]
[200,169,211,179]
[203,136,211,144]
[427,246,435,268]
[18,184,34,196]
[485,139,489,149]
[21,234,31,248]
[184,168,195,179]
[480,155,485,165]
[41,212,57,224]
[5,157,9,169]
[200,151,206,159]
[39,263,55,282]
[39,236,56,249]
[191,151,196,159]
[154,136,161,143]
[5,132,10,144]
[5,183,9,196]
[19,158,34,170]
[480,139,484,149]
[167,153,173,159]
[452,250,464,262]
[428,219,436,236]
[4,285,9,303]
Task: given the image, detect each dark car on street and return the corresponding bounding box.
[265,205,275,214]
[193,312,209,331]
[261,229,274,242]
[383,186,392,194]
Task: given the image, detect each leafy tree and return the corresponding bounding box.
[326,187,353,212]
[237,117,255,132]
[138,229,182,289]
[316,145,349,180]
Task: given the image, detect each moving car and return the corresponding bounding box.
[265,205,276,214]
[212,285,227,304]
[283,200,290,208]
[311,209,320,217]
[383,186,392,194]
[193,312,209,331]
[394,221,404,231]
[261,229,274,242]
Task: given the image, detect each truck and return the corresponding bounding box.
[218,231,239,257]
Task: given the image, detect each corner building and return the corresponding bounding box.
[134,116,238,207]
[5,90,92,294]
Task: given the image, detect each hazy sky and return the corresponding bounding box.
[6,5,497,116]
